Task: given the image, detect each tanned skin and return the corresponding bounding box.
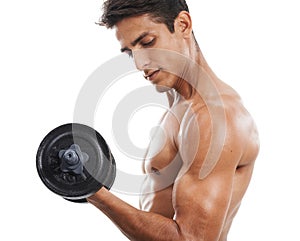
[88,12,259,241]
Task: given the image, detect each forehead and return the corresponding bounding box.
[115,14,168,44]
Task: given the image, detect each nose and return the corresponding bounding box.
[132,49,151,71]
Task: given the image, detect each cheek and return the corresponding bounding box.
[160,71,179,85]
[159,56,187,80]
[161,34,185,53]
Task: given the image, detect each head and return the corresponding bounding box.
[99,0,190,33]
[99,0,200,93]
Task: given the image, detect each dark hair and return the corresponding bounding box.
[99,0,190,33]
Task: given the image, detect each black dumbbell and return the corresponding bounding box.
[36,123,116,203]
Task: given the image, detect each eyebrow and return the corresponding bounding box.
[120,32,150,53]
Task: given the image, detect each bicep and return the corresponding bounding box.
[173,171,234,240]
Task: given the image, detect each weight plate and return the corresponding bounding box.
[36,123,115,201]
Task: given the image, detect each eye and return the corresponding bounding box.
[141,38,156,48]
[124,50,133,58]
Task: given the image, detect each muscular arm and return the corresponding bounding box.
[87,108,239,240]
[88,166,234,241]
[88,188,181,241]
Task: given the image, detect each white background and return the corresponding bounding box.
[1,0,299,240]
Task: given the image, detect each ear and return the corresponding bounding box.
[174,11,193,38]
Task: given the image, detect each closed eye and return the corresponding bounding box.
[121,47,133,58]
[141,38,156,48]
[123,49,133,58]
[127,50,133,58]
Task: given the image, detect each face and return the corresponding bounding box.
[115,14,192,92]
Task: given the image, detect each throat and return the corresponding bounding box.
[173,78,194,100]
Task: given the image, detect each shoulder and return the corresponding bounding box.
[178,92,259,177]
[222,95,260,166]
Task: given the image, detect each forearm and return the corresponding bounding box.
[87,188,182,241]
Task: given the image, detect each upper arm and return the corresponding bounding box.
[172,107,239,240]
[173,169,234,240]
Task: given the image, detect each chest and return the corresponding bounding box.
[143,103,195,175]
[140,103,201,206]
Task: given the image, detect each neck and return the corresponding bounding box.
[173,78,193,100]
[172,46,218,101]
[193,45,217,79]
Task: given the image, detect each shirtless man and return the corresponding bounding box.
[87,0,260,240]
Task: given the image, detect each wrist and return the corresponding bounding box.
[87,187,109,207]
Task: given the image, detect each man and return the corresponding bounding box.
[87,0,259,240]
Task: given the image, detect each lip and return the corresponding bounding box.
[144,70,160,81]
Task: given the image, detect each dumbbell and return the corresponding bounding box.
[36,123,116,203]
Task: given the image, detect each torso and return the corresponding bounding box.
[140,79,259,240]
